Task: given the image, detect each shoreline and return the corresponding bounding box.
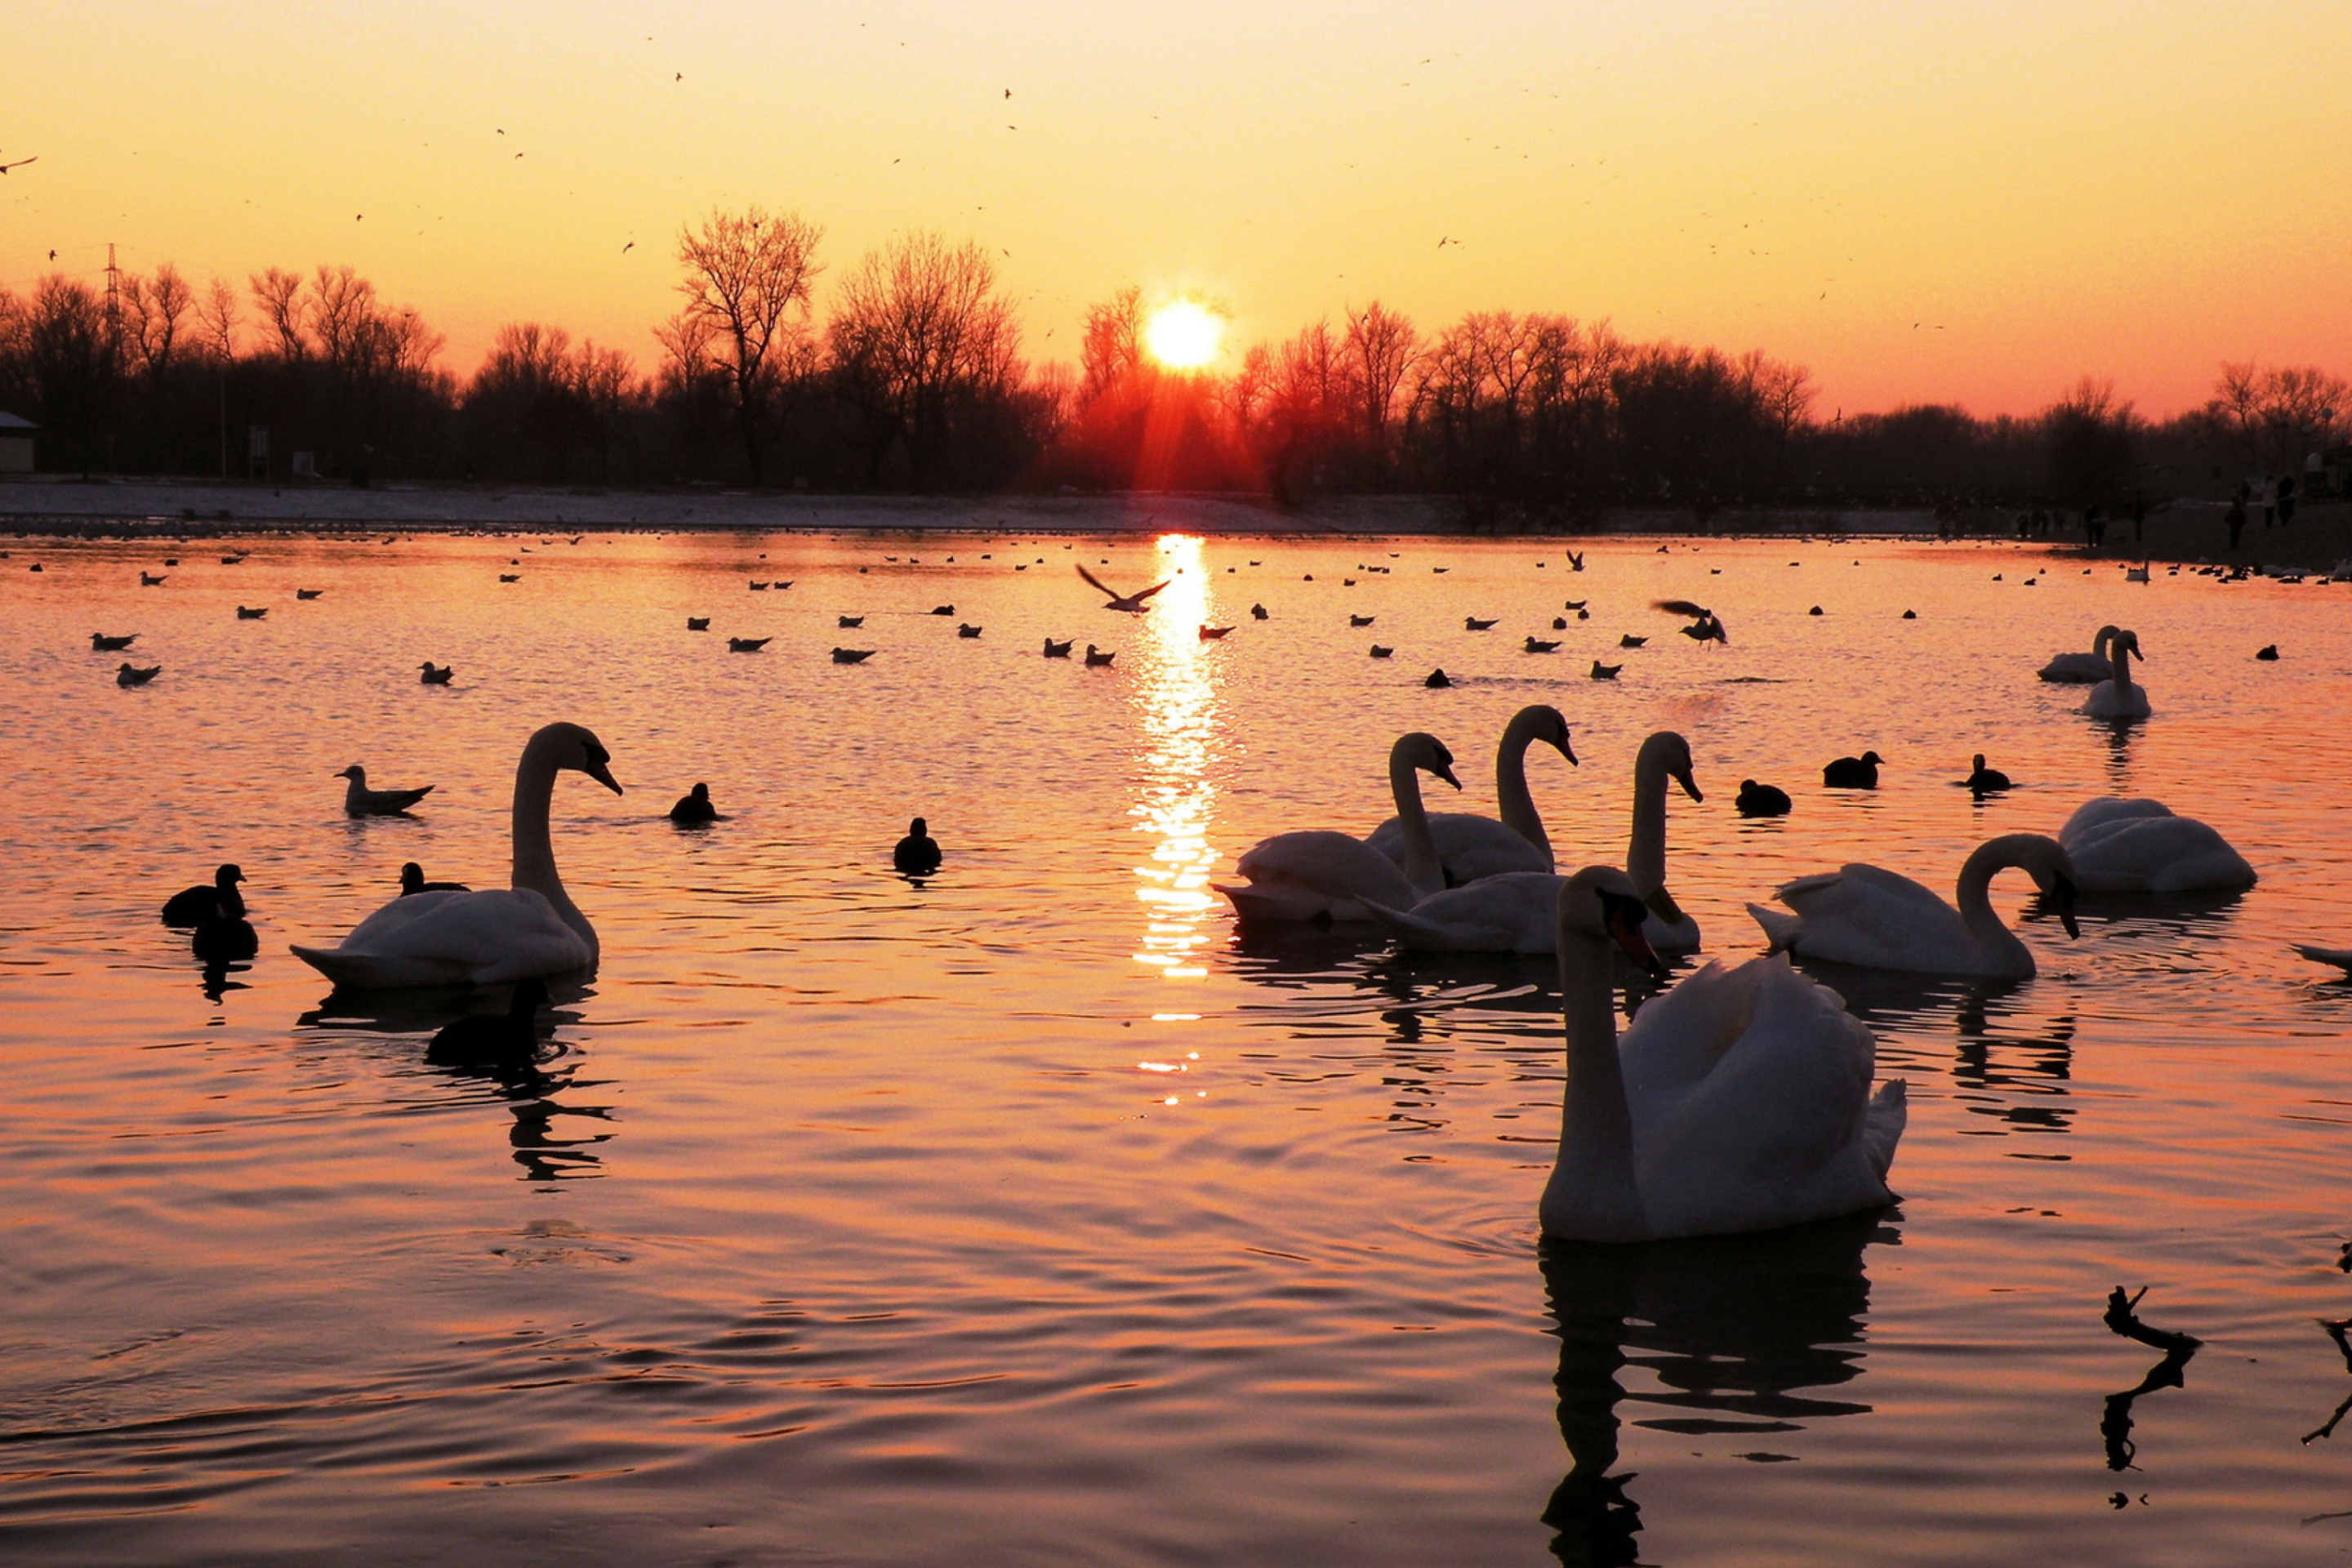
[4,475,2347,568]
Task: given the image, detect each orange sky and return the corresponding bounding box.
[7,0,2348,417]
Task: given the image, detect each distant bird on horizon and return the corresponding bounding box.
[1351,614,1375,627]
[832,648,875,664]
[727,636,770,653]
[235,605,267,620]
[1043,636,1074,658]
[1964,755,2011,796]
[498,573,519,583]
[958,622,983,638]
[1464,616,1497,631]
[296,588,323,599]
[1589,660,1621,679]
[91,633,136,652]
[1736,780,1793,817]
[1423,668,1450,688]
[337,765,434,817]
[117,662,161,687]
[419,662,453,685]
[894,817,944,875]
[2256,644,2280,661]
[1250,604,1268,620]
[839,615,864,628]
[1524,636,1560,653]
[1199,624,1233,640]
[622,241,635,254]
[140,572,167,586]
[1085,644,1116,666]
[686,617,710,630]
[1077,564,1170,612]
[1369,644,1393,658]
[1619,634,1646,648]
[1822,751,1883,790]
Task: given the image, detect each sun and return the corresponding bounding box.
[1144,300,1224,371]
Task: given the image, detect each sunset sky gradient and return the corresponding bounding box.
[7,0,2347,416]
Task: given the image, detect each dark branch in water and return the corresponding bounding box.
[2302,1318,2352,1445]
[2100,1287,2201,1472]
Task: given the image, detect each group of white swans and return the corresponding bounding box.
[285,610,2261,1247]
[1212,612,2261,1243]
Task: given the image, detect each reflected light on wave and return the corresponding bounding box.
[1128,534,1223,982]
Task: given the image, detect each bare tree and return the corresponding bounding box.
[196,277,240,363]
[1080,285,1145,403]
[1342,301,1422,481]
[249,267,307,359]
[670,206,823,482]
[827,230,1020,486]
[121,264,192,384]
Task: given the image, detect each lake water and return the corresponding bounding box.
[3,527,2350,1566]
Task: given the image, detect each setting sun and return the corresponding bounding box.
[1144,301,1225,371]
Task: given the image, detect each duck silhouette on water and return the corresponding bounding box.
[1822,751,1883,789]
[399,862,470,896]
[894,817,944,875]
[163,863,245,925]
[669,782,720,825]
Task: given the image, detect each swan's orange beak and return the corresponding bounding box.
[1599,890,1667,978]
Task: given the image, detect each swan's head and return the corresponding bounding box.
[1394,733,1462,791]
[1554,865,1667,978]
[336,765,366,782]
[1521,705,1579,766]
[1998,834,2082,939]
[1642,731,1703,804]
[1971,753,1988,772]
[2116,630,2144,662]
[690,782,710,800]
[528,722,624,795]
[399,862,424,894]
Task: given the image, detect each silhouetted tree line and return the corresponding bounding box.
[2,207,2344,515]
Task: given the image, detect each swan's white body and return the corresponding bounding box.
[1541,867,1905,1243]
[2059,798,2255,893]
[1747,833,2078,979]
[293,723,622,987]
[2039,625,2119,684]
[1361,729,1704,955]
[2082,630,2151,719]
[1218,734,1459,923]
[1366,705,1570,883]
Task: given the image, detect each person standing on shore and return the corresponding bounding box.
[2128,492,2148,545]
[2226,491,2248,551]
[2278,471,2298,529]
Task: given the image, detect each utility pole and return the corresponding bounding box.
[104,243,120,474]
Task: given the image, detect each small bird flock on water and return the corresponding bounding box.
[108,531,2319,1245]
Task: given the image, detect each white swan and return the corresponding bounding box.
[1356,729,1704,955]
[2082,629,2151,719]
[2041,625,2121,682]
[1540,866,1905,1242]
[1365,705,1574,882]
[292,723,622,987]
[1746,833,2080,978]
[2059,798,2256,893]
[1217,733,1459,923]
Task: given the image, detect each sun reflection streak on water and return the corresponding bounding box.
[1127,534,1223,983]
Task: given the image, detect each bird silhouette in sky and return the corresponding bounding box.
[622,241,634,253]
[0,154,37,175]
[1076,564,1171,613]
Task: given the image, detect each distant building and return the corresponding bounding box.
[0,412,33,474]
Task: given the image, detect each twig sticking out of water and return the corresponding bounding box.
[2100,1287,2201,1472]
[2302,1317,2352,1444]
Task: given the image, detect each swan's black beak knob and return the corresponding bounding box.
[2051,874,2080,940]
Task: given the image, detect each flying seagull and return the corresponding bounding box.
[1076,564,1171,613]
[1652,599,1729,644]
[0,154,38,175]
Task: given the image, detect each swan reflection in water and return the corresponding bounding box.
[1541,1211,1894,1566]
[296,984,615,1182]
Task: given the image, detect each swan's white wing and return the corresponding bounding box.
[2060,796,2175,843]
[1365,813,1551,882]
[1769,863,1975,971]
[2038,652,2112,682]
[1225,831,1417,921]
[292,888,590,987]
[1618,958,1765,1111]
[1632,956,1896,1236]
[2065,812,2256,893]
[1362,873,1561,951]
[2082,681,2152,719]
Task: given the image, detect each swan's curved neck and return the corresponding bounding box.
[1627,746,1673,898]
[1494,712,1552,861]
[2107,640,2136,693]
[1388,751,1446,897]
[511,740,595,957]
[1953,840,2033,969]
[1542,929,1646,1241]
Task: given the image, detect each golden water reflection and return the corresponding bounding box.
[1128,533,1223,983]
